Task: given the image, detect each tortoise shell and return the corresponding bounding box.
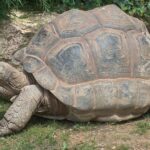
[23,5,150,112]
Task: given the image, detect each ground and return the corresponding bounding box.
[0,11,150,150]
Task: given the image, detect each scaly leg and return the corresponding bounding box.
[0,62,30,92]
[0,85,43,136]
[0,62,30,100]
[0,86,15,99]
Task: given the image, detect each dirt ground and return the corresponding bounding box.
[67,117,150,149]
[0,11,150,150]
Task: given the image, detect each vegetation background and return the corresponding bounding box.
[0,0,150,25]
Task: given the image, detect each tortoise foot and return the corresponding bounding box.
[0,119,12,136]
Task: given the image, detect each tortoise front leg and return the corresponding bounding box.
[0,85,43,136]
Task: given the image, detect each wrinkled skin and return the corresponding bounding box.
[0,58,69,136]
[0,61,67,136]
[0,62,37,136]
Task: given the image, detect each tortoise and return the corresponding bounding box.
[0,4,150,136]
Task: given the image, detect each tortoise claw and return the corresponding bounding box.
[0,119,12,137]
[0,126,12,137]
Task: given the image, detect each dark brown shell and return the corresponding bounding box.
[23,5,150,112]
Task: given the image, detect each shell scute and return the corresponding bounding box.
[27,23,59,59]
[45,39,96,84]
[23,56,44,73]
[138,80,150,108]
[126,31,150,78]
[53,9,100,38]
[33,66,57,90]
[91,5,140,31]
[85,29,130,78]
[75,84,94,110]
[53,85,74,106]
[94,81,117,111]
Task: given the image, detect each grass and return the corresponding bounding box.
[0,118,59,149]
[0,98,10,118]
[116,144,130,150]
[0,120,63,150]
[134,121,150,135]
[74,142,96,150]
[0,98,56,149]
[72,122,99,132]
[61,130,70,150]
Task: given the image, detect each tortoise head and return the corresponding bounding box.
[12,47,27,65]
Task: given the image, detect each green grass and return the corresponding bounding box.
[116,144,130,150]
[72,122,99,132]
[61,130,70,150]
[134,121,150,135]
[0,98,10,118]
[0,117,58,149]
[0,128,57,150]
[0,98,57,149]
[74,141,96,150]
[0,118,62,150]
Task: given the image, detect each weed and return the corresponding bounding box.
[74,141,96,150]
[135,121,150,135]
[0,0,149,24]
[61,131,70,150]
[116,144,130,150]
[72,122,98,132]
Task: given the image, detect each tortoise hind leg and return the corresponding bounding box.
[0,62,30,93]
[0,86,15,100]
[0,85,43,136]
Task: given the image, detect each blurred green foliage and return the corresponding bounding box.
[0,0,150,23]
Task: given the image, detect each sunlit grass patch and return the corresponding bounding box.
[134,121,150,135]
[116,144,130,150]
[0,118,59,150]
[73,141,96,150]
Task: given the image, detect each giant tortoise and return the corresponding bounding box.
[0,4,150,136]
